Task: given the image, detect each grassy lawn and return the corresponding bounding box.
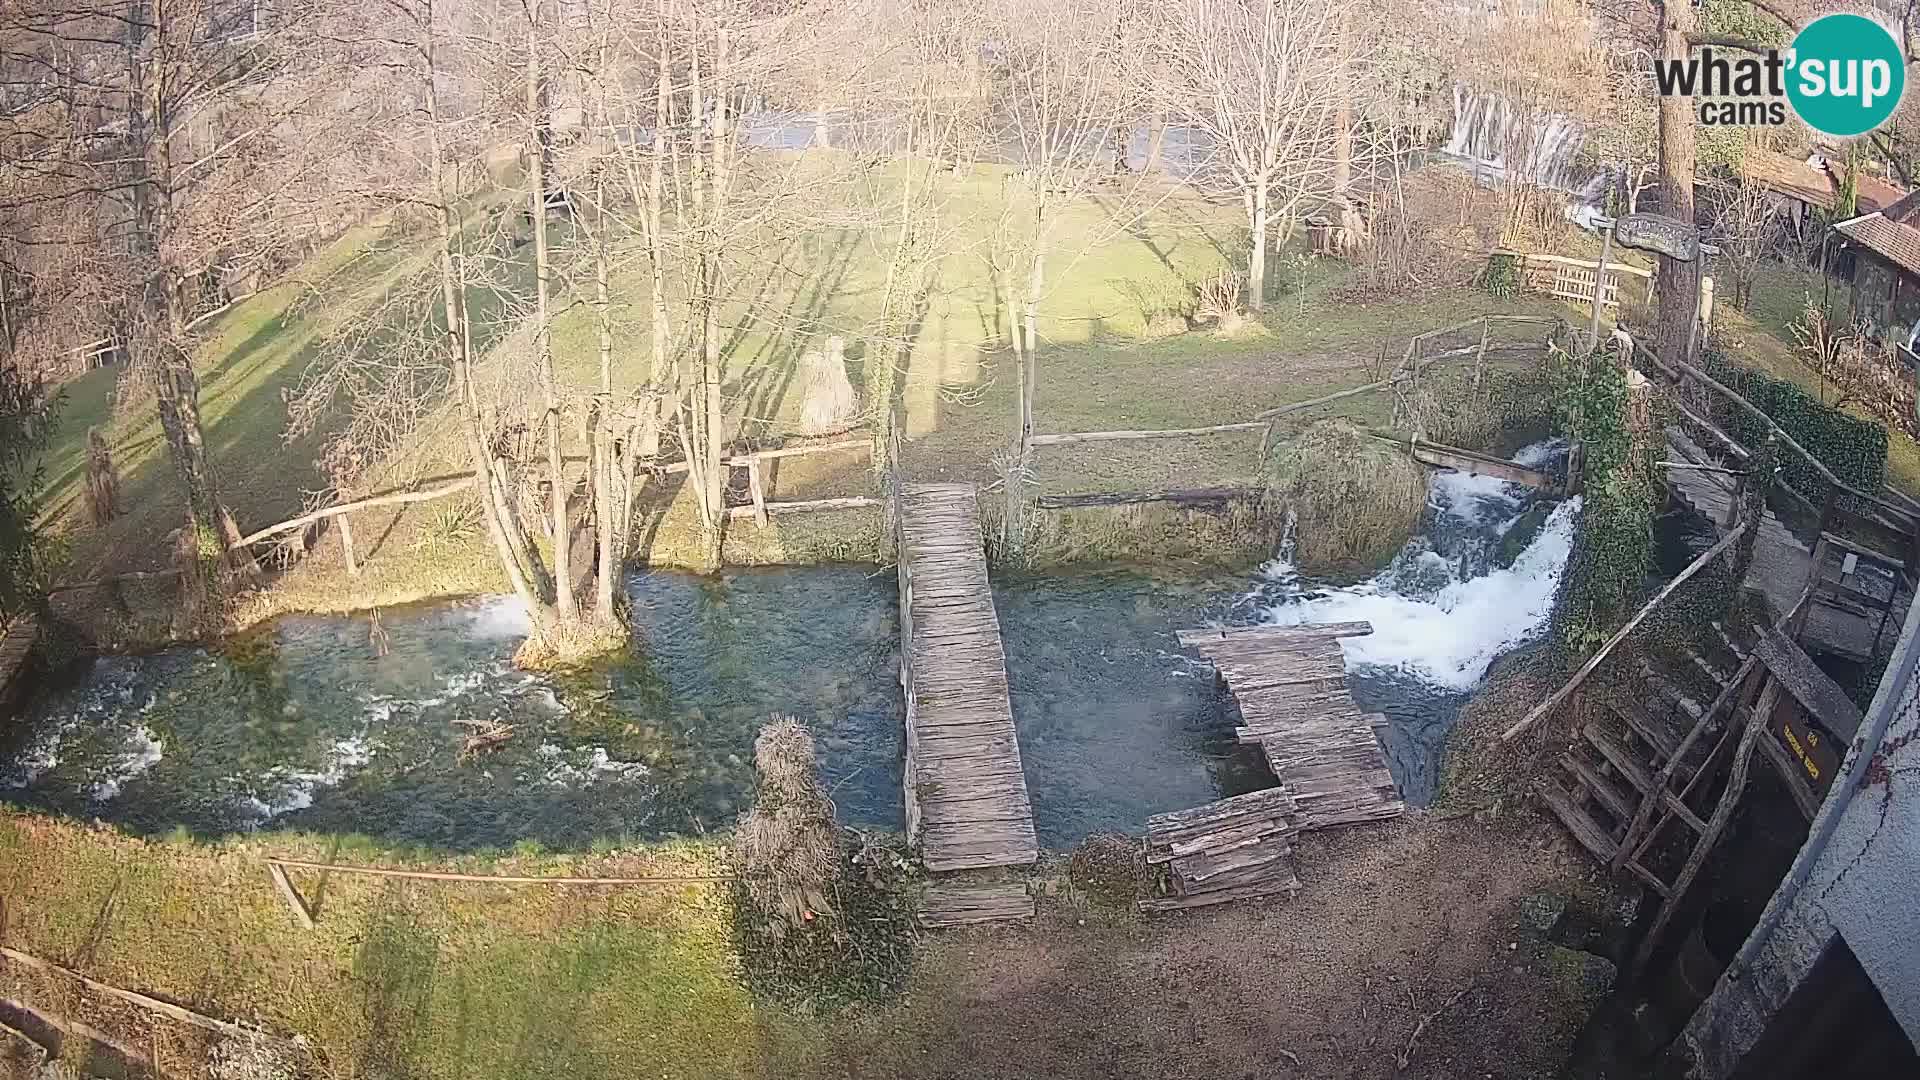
[0,813,801,1080]
[36,160,1573,624]
[1715,261,1920,498]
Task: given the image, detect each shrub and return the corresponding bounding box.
[1480,251,1522,299]
[1549,341,1658,651]
[732,718,916,1008]
[1702,345,1888,499]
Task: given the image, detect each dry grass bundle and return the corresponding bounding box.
[797,336,859,436]
[84,427,118,525]
[1263,419,1428,574]
[735,717,839,941]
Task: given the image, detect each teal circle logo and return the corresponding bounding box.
[1787,14,1905,137]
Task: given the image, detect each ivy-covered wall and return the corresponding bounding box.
[1702,348,1889,499]
[1553,341,1659,651]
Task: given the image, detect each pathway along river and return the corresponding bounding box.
[4,444,1575,850]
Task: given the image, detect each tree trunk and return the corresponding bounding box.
[1249,181,1270,311]
[1144,111,1167,175]
[425,23,545,626]
[702,25,733,550]
[527,8,575,622]
[1653,0,1702,367]
[593,174,618,621]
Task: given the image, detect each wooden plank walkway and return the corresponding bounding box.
[896,484,1039,873]
[1178,623,1405,831]
[1664,429,1897,659]
[0,615,41,719]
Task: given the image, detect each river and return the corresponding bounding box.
[3,444,1575,849]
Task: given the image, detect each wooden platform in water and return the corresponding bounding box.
[1178,623,1405,831]
[896,484,1039,874]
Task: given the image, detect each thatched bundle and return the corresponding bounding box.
[84,427,118,525]
[1263,419,1428,574]
[797,336,858,435]
[735,717,839,940]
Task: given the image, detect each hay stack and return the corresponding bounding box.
[736,717,839,938]
[797,335,858,435]
[1263,419,1428,574]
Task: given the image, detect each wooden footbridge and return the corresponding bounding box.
[1142,622,1405,911]
[895,483,1039,923]
[0,615,41,719]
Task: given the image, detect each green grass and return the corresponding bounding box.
[36,161,1573,624]
[0,813,804,1080]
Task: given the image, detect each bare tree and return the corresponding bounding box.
[1704,176,1783,312]
[1139,0,1346,311]
[0,0,347,611]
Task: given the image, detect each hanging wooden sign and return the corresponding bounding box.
[1615,213,1700,262]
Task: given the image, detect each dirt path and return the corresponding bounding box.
[801,815,1615,1080]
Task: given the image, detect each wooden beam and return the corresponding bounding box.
[267,862,316,930]
[1027,421,1266,446]
[1383,435,1561,491]
[723,496,880,520]
[1503,523,1747,742]
[235,476,477,547]
[0,946,292,1045]
[1034,485,1255,509]
[263,857,734,885]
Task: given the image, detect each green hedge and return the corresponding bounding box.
[1701,348,1888,497]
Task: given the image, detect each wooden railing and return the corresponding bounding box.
[1499,250,1651,311]
[1022,314,1565,507]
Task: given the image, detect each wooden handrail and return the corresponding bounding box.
[1501,521,1748,743]
[1634,342,1917,528]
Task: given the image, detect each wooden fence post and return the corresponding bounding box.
[746,459,770,525]
[1472,319,1491,395]
[337,514,358,576]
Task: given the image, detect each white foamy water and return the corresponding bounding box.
[90,725,165,801]
[1256,451,1579,692]
[529,743,650,787]
[239,733,376,822]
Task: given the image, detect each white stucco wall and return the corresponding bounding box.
[1682,589,1920,1077]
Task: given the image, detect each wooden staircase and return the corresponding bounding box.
[1539,622,1761,907]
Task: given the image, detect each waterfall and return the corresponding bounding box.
[1254,440,1578,693]
[1440,84,1611,220]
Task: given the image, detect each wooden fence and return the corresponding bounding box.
[1501,250,1652,311]
[1021,314,1566,507]
[49,436,878,595]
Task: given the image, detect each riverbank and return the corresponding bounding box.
[0,807,1619,1080]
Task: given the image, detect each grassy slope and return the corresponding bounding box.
[39,164,1568,621]
[0,815,801,1080]
[1714,261,1920,498]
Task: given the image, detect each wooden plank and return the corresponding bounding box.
[267,862,316,930]
[1538,779,1620,863]
[1138,869,1301,912]
[1753,626,1866,741]
[1177,622,1373,647]
[1028,421,1267,446]
[1583,725,1655,794]
[1561,753,1635,823]
[919,882,1034,928]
